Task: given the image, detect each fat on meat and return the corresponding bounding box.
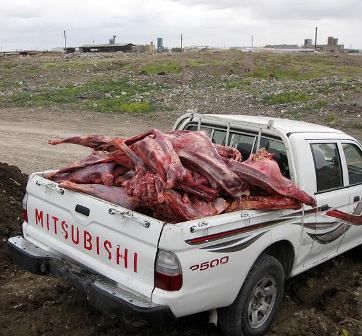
[228,196,301,211]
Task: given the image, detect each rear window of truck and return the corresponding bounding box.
[184,123,290,178]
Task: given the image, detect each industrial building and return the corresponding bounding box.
[157,37,164,52]
[264,44,299,49]
[78,35,136,53]
[303,36,344,53]
[79,42,136,53]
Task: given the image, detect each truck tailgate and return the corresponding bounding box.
[23,174,165,298]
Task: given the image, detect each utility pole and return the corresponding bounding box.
[251,34,254,49]
[180,33,183,51]
[63,30,67,50]
[314,26,318,51]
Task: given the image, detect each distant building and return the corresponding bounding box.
[157,37,164,52]
[79,43,136,53]
[324,36,344,53]
[304,39,313,47]
[302,36,344,53]
[264,44,299,49]
[109,35,117,45]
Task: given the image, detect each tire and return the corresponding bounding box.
[218,254,284,336]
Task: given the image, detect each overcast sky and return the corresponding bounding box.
[0,0,361,51]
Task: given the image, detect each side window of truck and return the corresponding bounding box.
[311,143,343,192]
[342,143,362,185]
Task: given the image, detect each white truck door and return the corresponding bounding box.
[336,141,362,252]
[304,141,350,267]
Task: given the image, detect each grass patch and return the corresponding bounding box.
[141,61,182,74]
[119,102,151,113]
[263,92,312,105]
[245,54,362,80]
[2,78,166,113]
[325,113,337,125]
[222,78,252,89]
[307,99,328,110]
[315,81,362,94]
[187,59,210,67]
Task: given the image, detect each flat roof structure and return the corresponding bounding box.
[79,43,136,53]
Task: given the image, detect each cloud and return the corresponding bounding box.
[174,0,362,20]
[0,0,361,50]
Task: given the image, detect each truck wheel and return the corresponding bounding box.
[218,254,284,336]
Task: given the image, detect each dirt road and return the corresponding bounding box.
[0,107,172,174]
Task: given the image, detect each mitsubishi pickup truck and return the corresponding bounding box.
[8,113,362,336]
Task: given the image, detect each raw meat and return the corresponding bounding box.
[122,170,165,206]
[59,181,140,209]
[214,144,242,161]
[228,196,301,212]
[130,129,188,188]
[114,171,134,186]
[53,162,116,186]
[47,149,133,178]
[49,135,115,151]
[153,190,229,222]
[166,131,248,197]
[175,169,219,201]
[225,149,317,207]
[49,129,316,223]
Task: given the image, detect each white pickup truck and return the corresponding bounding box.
[8,113,362,336]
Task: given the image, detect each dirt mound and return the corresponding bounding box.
[0,162,28,238]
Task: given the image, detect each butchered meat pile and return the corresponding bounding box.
[47,129,316,223]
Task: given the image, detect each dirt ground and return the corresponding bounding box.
[0,107,172,174]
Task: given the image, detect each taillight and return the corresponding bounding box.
[155,250,182,291]
[22,193,28,223]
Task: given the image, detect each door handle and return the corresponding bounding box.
[353,196,360,202]
[319,204,330,212]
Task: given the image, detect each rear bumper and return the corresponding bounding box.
[7,236,173,318]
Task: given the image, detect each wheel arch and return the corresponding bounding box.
[261,240,295,278]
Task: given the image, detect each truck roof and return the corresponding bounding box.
[201,114,344,135]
